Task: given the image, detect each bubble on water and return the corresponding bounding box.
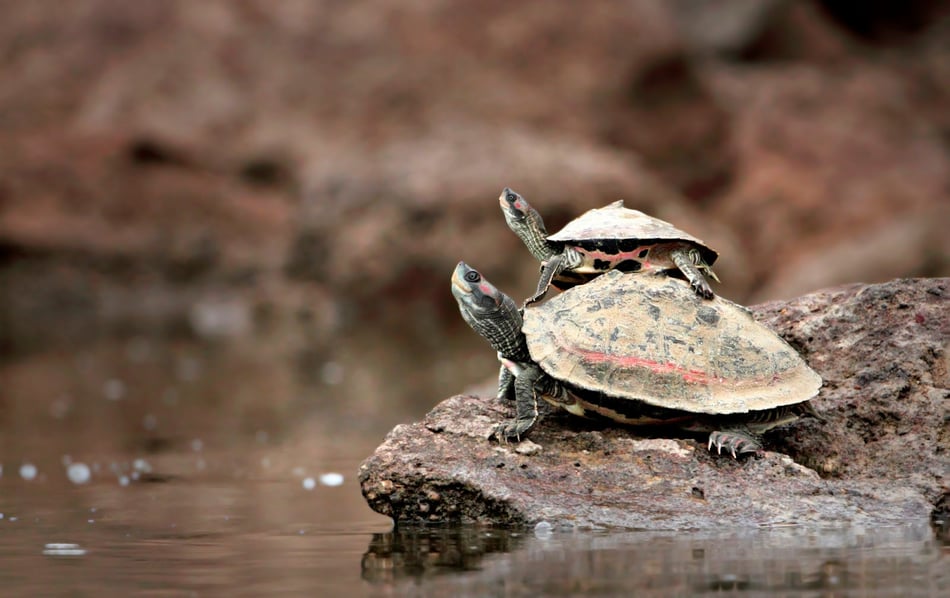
[143,414,158,430]
[20,463,37,480]
[104,379,126,401]
[87,519,94,524]
[319,472,344,487]
[291,466,306,478]
[89,507,97,513]
[118,475,130,487]
[0,513,4,520]
[133,458,152,473]
[42,543,86,557]
[534,521,553,539]
[131,471,140,481]
[320,361,344,386]
[191,438,204,453]
[9,516,17,522]
[67,463,91,485]
[302,477,317,491]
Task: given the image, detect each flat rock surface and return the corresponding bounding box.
[360,278,949,529]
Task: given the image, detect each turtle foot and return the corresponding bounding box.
[707,430,761,459]
[671,248,716,300]
[491,420,534,443]
[690,278,715,300]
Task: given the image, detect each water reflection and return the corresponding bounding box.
[1,337,946,596]
[362,526,526,584]
[362,524,948,596]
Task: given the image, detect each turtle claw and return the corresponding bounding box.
[707,431,761,459]
[492,419,533,444]
[692,279,714,300]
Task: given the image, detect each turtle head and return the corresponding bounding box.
[451,262,530,362]
[498,188,554,262]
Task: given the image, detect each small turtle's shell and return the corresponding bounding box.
[522,271,821,414]
[547,200,718,266]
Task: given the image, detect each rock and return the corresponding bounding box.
[706,63,950,302]
[360,278,948,529]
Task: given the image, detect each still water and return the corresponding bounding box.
[1,337,946,596]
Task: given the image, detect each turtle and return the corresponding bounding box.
[450,262,822,457]
[499,187,720,303]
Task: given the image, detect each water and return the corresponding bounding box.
[1,338,946,596]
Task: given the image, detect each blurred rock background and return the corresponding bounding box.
[1,0,948,427]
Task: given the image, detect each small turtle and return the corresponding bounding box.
[451,262,822,457]
[499,188,720,302]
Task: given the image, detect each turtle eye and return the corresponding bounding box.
[464,270,480,283]
[506,192,517,203]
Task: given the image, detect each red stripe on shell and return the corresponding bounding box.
[572,347,721,385]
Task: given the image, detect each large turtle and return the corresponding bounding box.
[450,262,822,457]
[499,188,720,303]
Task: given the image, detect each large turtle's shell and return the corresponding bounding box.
[522,270,821,414]
[547,200,718,266]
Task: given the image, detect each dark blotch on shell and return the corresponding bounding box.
[584,301,603,313]
[695,306,721,327]
[593,259,612,271]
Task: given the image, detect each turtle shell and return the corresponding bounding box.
[546,200,718,266]
[522,270,821,414]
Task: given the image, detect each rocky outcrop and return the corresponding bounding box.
[360,277,949,529]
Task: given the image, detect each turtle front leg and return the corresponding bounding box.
[492,364,542,442]
[526,254,567,305]
[707,427,762,459]
[671,247,716,299]
[497,364,515,402]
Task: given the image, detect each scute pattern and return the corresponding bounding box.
[546,200,717,265]
[522,271,821,414]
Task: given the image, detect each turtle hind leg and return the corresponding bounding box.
[707,428,762,459]
[671,247,715,299]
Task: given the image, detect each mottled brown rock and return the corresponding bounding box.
[360,278,948,529]
[706,63,950,302]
